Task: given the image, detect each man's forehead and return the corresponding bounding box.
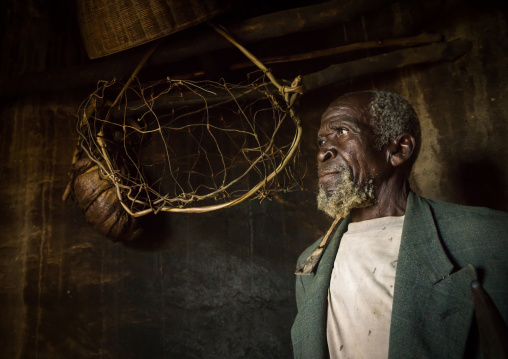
[321,92,373,123]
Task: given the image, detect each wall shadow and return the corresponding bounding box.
[453,157,507,211]
[122,212,170,251]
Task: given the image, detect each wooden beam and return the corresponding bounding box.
[212,0,398,45]
[230,33,442,70]
[0,0,397,97]
[301,38,472,91]
[106,39,471,119]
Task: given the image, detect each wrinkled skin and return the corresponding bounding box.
[316,92,415,222]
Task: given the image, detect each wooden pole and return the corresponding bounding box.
[0,0,397,97]
[105,38,472,120]
[230,33,442,70]
[301,38,472,91]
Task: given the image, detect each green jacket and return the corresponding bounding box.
[291,192,508,359]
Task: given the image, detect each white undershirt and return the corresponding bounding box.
[327,216,404,359]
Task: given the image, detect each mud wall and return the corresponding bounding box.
[1,0,507,358]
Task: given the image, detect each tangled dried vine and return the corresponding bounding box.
[76,72,303,216]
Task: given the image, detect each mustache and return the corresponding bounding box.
[317,163,349,176]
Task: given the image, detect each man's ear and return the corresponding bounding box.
[386,133,416,167]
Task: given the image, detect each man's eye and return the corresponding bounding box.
[317,139,325,147]
[337,128,348,136]
[330,125,348,136]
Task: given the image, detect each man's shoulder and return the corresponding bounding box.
[423,196,508,232]
[424,195,507,215]
[412,194,508,256]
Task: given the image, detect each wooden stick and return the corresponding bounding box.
[209,22,283,91]
[0,0,398,97]
[295,216,343,275]
[106,38,471,119]
[104,33,442,95]
[471,280,508,358]
[221,0,397,44]
[109,41,160,110]
[301,38,472,91]
[230,33,442,70]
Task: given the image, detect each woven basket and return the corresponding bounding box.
[76,0,234,59]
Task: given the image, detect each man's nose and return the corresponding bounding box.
[317,146,337,162]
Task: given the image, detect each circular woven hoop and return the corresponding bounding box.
[76,0,234,59]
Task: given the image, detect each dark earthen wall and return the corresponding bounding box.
[1,0,507,358]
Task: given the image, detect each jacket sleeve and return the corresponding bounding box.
[294,237,323,312]
[295,274,305,312]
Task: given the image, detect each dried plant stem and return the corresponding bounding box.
[114,23,304,215]
[209,22,283,91]
[61,145,81,201]
[62,95,99,202]
[75,24,304,216]
[104,41,160,122]
[295,216,343,275]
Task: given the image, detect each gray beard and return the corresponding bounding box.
[317,166,376,218]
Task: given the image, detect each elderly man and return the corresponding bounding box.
[291,91,508,359]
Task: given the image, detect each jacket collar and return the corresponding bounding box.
[400,191,456,283]
[389,192,476,358]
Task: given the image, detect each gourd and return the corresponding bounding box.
[69,157,143,241]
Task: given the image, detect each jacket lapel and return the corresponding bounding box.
[389,192,477,358]
[291,217,351,359]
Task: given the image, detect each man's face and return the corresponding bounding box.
[316,93,388,218]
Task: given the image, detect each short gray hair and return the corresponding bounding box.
[367,91,421,152]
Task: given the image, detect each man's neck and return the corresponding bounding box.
[350,179,410,222]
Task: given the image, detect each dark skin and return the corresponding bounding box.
[317,92,417,222]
